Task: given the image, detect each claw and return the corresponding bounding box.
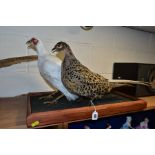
[39,94,54,100]
[39,91,59,100]
[42,94,64,105]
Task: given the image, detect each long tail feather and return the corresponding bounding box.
[109,80,151,91]
[110,83,134,89]
[0,55,38,68]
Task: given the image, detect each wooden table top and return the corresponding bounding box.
[140,96,155,110]
[0,94,155,129]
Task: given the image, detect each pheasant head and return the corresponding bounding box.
[26,38,39,51]
[52,42,71,54]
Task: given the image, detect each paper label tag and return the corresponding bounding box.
[92,111,98,120]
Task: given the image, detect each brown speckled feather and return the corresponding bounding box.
[52,42,151,100]
[61,50,112,99]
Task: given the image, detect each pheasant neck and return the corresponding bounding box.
[64,49,76,59]
[36,42,48,57]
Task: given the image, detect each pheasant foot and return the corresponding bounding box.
[39,91,59,100]
[43,94,64,105]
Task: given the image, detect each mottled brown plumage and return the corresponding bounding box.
[52,42,150,100]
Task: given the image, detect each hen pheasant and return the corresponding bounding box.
[52,42,150,101]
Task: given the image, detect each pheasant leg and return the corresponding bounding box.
[39,91,59,100]
[43,94,64,105]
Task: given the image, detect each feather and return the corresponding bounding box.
[0,55,38,68]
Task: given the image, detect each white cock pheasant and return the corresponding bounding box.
[26,38,78,103]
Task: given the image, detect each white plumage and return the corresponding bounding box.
[26,38,78,101]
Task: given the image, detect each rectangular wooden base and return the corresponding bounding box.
[26,91,147,128]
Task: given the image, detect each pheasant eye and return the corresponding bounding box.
[57,44,61,48]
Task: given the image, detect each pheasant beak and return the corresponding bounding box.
[26,41,32,49]
[26,40,37,51]
[51,47,56,53]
